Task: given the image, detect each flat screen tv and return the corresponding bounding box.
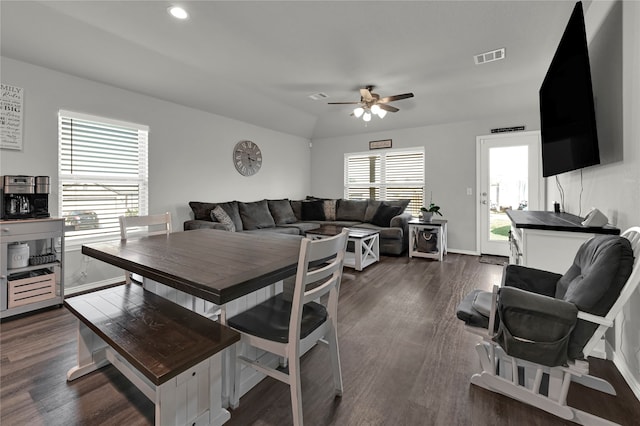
[540,1,600,177]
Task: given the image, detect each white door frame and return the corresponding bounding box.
[476,131,544,256]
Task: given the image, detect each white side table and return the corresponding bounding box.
[408,219,448,261]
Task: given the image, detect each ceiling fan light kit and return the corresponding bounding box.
[329,86,413,122]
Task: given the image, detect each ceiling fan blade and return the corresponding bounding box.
[328,101,362,105]
[379,93,414,103]
[378,103,399,113]
[360,88,374,102]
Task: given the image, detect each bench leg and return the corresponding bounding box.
[67,322,110,381]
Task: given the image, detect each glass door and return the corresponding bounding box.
[477,132,542,256]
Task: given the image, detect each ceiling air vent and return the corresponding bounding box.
[474,48,506,65]
[308,92,329,101]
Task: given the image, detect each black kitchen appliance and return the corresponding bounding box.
[1,175,50,219]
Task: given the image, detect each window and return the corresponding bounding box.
[58,110,149,244]
[344,148,424,215]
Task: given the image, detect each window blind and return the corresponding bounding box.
[58,111,149,243]
[344,148,424,215]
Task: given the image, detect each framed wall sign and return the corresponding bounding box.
[1,83,24,150]
[369,139,392,150]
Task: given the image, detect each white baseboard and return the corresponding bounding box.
[612,350,640,402]
[447,248,480,256]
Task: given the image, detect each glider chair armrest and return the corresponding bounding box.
[501,264,563,297]
[577,311,613,327]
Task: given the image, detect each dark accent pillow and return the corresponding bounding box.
[385,199,410,211]
[336,199,368,221]
[268,199,297,225]
[301,200,326,221]
[189,201,217,221]
[370,203,403,227]
[238,200,276,230]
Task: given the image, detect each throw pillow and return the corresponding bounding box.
[211,206,236,232]
[301,200,326,221]
[218,201,243,231]
[323,199,337,221]
[238,200,276,230]
[290,200,303,221]
[268,199,297,225]
[336,199,368,221]
[364,200,383,223]
[370,203,403,227]
[189,201,217,221]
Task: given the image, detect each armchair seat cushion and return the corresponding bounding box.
[227,294,327,343]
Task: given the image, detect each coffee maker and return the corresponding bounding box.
[1,175,50,219]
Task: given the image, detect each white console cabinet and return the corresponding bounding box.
[507,211,620,275]
[1,218,64,318]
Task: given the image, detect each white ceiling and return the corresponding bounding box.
[0,0,580,140]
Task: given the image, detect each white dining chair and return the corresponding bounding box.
[119,212,172,284]
[227,229,349,426]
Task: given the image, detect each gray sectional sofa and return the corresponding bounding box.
[184,198,412,255]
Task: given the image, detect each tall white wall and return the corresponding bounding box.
[0,57,311,288]
[546,1,640,396]
[310,112,540,253]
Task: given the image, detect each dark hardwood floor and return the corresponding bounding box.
[2,253,639,425]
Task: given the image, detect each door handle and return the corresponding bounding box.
[481,200,487,205]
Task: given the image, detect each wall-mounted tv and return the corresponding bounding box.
[540,1,600,177]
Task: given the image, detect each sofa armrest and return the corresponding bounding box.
[390,212,412,253]
[390,211,412,228]
[502,264,562,297]
[184,219,230,231]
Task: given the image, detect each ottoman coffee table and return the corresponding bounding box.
[306,225,380,271]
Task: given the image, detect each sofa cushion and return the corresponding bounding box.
[355,223,403,240]
[301,200,326,221]
[238,200,276,230]
[211,205,236,232]
[218,201,243,231]
[268,199,297,225]
[189,201,217,221]
[336,199,368,221]
[370,203,404,227]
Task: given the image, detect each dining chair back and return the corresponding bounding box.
[227,229,349,426]
[119,212,172,284]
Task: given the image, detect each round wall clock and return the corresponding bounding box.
[233,140,262,176]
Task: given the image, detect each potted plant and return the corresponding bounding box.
[420,193,442,222]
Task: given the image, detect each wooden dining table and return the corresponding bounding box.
[81,228,305,411]
[82,228,303,306]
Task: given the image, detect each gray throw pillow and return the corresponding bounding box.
[217,201,243,231]
[336,199,368,221]
[268,199,297,225]
[238,200,276,230]
[364,200,383,223]
[211,206,236,232]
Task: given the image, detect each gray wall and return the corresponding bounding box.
[310,112,540,253]
[0,57,311,288]
[546,1,640,395]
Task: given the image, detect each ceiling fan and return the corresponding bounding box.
[328,86,414,121]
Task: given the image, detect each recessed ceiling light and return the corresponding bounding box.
[168,6,189,20]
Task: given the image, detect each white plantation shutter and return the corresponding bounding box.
[58,110,149,244]
[344,148,424,215]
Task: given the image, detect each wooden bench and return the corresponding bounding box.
[65,284,240,426]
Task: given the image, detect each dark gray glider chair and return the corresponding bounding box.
[457,228,640,426]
